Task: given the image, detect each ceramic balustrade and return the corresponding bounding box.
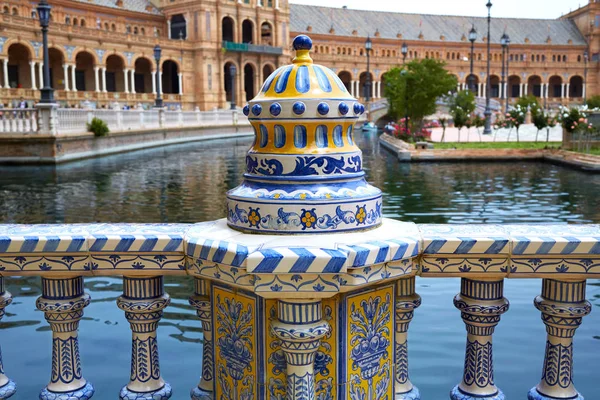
[0,223,592,400]
[0,109,38,134]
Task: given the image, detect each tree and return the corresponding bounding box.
[508,105,526,142]
[585,95,600,110]
[385,59,457,129]
[533,108,548,142]
[473,114,485,142]
[448,90,475,143]
[516,95,541,116]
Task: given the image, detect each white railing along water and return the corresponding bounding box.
[0,109,38,134]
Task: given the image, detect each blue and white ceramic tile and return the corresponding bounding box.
[418,224,510,255]
[503,224,600,255]
[0,224,90,254]
[86,223,191,253]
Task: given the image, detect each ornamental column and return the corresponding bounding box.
[451,279,509,400]
[102,68,107,92]
[566,83,570,99]
[35,276,94,399]
[0,277,16,399]
[528,279,591,400]
[188,278,213,400]
[395,277,421,400]
[117,276,172,400]
[30,61,37,90]
[124,69,129,94]
[63,64,70,91]
[38,63,44,89]
[130,69,136,94]
[271,300,330,400]
[561,83,565,98]
[94,67,100,93]
[71,65,77,92]
[178,73,183,95]
[151,71,157,95]
[2,59,8,89]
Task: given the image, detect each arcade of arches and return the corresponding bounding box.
[0,0,592,110]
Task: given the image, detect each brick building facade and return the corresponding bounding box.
[0,0,593,110]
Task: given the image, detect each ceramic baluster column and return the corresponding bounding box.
[117,276,172,400]
[528,279,591,400]
[36,276,94,399]
[395,277,421,400]
[188,278,213,400]
[0,277,16,399]
[451,279,509,400]
[271,300,330,400]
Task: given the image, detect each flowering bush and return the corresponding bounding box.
[507,105,526,142]
[558,107,587,133]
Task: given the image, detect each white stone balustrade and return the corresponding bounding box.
[0,222,594,399]
[0,109,38,134]
[47,108,246,134]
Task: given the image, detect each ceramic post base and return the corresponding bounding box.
[396,386,420,400]
[39,382,94,400]
[190,386,212,400]
[0,380,16,399]
[527,387,583,400]
[450,385,505,400]
[119,383,172,400]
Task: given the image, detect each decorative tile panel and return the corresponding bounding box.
[419,224,509,255]
[504,224,600,255]
[342,284,394,399]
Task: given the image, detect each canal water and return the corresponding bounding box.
[0,132,598,399]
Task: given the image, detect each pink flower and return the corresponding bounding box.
[579,118,584,122]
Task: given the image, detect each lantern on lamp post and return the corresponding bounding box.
[154,44,163,108]
[37,0,54,103]
[468,25,477,94]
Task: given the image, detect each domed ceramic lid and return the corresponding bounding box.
[227,35,382,234]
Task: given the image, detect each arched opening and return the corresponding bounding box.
[105,54,125,92]
[162,60,179,94]
[74,51,95,91]
[222,17,234,42]
[242,19,254,44]
[80,19,86,28]
[466,74,479,94]
[7,43,32,88]
[507,75,521,98]
[49,48,65,90]
[490,75,500,98]
[111,23,116,32]
[569,76,583,98]
[359,72,373,99]
[527,75,542,97]
[548,75,562,98]
[134,58,153,93]
[262,64,274,83]
[338,71,352,93]
[73,17,78,26]
[244,63,255,101]
[2,6,8,14]
[223,62,236,103]
[261,22,273,46]
[171,14,187,40]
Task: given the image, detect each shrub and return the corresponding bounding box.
[516,95,540,116]
[87,117,109,137]
[585,95,600,110]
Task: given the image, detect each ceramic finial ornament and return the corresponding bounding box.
[229,35,381,234]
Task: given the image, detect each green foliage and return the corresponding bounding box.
[515,95,540,115]
[473,114,485,129]
[384,59,457,126]
[87,117,109,137]
[533,109,549,131]
[508,105,526,129]
[585,95,600,110]
[558,107,586,133]
[450,90,476,115]
[451,107,468,130]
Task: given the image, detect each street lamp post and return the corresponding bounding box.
[401,42,409,135]
[468,25,477,94]
[365,36,373,122]
[229,64,237,110]
[500,32,508,112]
[153,45,163,108]
[483,1,493,135]
[584,50,589,104]
[37,0,54,103]
[504,34,510,112]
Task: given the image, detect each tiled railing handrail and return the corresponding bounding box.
[0,221,597,400]
[52,108,246,134]
[0,108,38,134]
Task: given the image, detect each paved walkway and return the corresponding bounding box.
[430,124,563,142]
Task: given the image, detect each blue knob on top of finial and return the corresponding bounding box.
[293,35,313,51]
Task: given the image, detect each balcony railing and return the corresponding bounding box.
[0,223,596,399]
[222,41,283,55]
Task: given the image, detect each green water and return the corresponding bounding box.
[0,132,598,399]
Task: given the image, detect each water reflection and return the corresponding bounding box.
[0,132,598,398]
